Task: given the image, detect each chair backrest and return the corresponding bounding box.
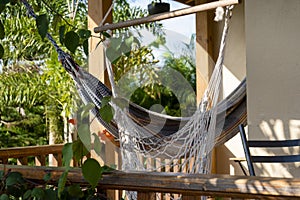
[238,124,300,176]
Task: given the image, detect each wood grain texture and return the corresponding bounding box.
[0,165,299,199]
[94,0,240,33]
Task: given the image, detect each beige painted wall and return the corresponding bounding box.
[208,1,247,175]
[212,0,300,178]
[245,0,300,178]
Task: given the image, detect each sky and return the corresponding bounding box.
[128,0,196,38]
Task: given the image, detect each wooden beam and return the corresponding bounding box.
[1,164,300,199]
[195,0,216,174]
[94,0,240,33]
[88,3,120,200]
[0,144,63,158]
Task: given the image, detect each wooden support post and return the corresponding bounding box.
[88,1,120,200]
[137,191,156,200]
[195,0,217,174]
[88,0,113,165]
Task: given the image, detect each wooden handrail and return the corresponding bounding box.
[1,164,299,199]
[0,144,64,166]
[94,0,240,33]
[0,144,64,158]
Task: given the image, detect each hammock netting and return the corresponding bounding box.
[21,1,243,198]
[104,7,233,175]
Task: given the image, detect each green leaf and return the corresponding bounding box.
[62,143,73,167]
[9,0,17,5]
[0,0,10,5]
[83,39,88,56]
[101,165,116,173]
[78,29,91,39]
[0,171,3,179]
[82,158,102,189]
[99,104,114,123]
[36,14,49,39]
[52,14,61,30]
[80,103,94,120]
[23,189,32,199]
[78,124,91,150]
[106,47,118,63]
[68,184,84,198]
[6,172,23,186]
[44,189,57,200]
[72,139,89,162]
[0,5,5,14]
[92,133,102,156]
[65,31,79,53]
[119,40,131,55]
[105,37,122,62]
[43,172,51,182]
[0,21,4,39]
[125,36,134,47]
[32,188,45,198]
[101,96,111,106]
[59,25,65,45]
[101,31,111,38]
[0,194,9,200]
[58,171,68,199]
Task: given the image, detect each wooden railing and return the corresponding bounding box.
[0,145,299,199]
[0,144,64,166]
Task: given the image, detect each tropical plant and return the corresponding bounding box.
[0,69,48,148]
[0,0,88,146]
[113,0,163,35]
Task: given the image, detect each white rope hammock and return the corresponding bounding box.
[103,5,234,182]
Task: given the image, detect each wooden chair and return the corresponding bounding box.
[238,124,300,176]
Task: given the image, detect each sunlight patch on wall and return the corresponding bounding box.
[222,65,240,98]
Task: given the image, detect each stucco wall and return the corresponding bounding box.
[213,0,300,178]
[245,0,300,177]
[211,1,247,175]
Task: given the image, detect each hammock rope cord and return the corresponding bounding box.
[104,5,234,177]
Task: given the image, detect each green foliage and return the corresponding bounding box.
[67,184,84,198]
[72,139,89,163]
[36,14,49,39]
[0,21,4,39]
[99,97,114,123]
[0,0,111,199]
[0,0,89,66]
[113,0,163,35]
[64,31,79,53]
[62,143,73,168]
[57,171,68,198]
[107,32,196,117]
[82,158,102,189]
[92,133,102,157]
[77,124,91,151]
[0,168,109,199]
[0,44,4,59]
[0,71,48,148]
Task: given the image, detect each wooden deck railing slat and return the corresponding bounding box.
[0,164,299,199]
[0,145,299,199]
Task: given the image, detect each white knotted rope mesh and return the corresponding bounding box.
[104,5,234,179]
